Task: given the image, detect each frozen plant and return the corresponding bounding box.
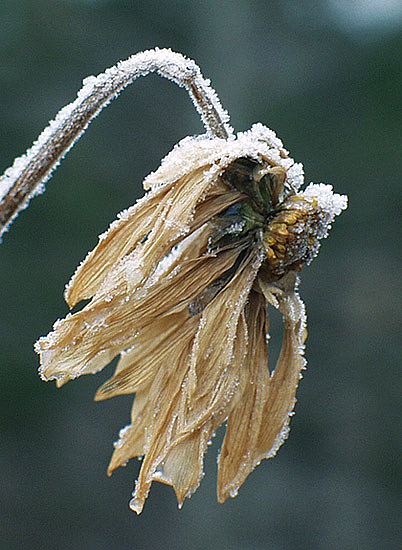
[0,49,347,513]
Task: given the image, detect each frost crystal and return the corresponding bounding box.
[0,48,233,238]
[302,183,348,221]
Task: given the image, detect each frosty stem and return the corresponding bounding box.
[0,48,234,239]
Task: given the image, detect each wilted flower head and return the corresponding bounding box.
[36,125,346,512]
[0,49,347,514]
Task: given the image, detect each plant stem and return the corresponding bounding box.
[0,48,234,239]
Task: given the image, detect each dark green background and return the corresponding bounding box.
[1,1,400,549]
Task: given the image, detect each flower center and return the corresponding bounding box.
[261,196,320,280]
[215,157,324,281]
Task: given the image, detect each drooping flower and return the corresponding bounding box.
[35,124,347,513]
[0,47,347,513]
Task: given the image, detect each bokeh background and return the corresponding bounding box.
[0,1,401,549]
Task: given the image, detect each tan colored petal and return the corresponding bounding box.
[121,250,260,513]
[217,290,270,502]
[187,247,263,401]
[94,311,197,400]
[124,337,195,513]
[217,273,307,502]
[257,272,307,455]
[107,385,152,472]
[36,224,244,385]
[130,311,249,514]
[129,250,262,513]
[149,431,205,507]
[65,164,225,308]
[65,183,171,308]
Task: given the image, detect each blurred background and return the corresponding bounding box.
[0,1,401,549]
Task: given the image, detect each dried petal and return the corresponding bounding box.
[217,290,270,502]
[35,121,346,513]
[257,273,307,457]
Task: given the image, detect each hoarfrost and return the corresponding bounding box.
[264,420,291,459]
[143,123,300,193]
[113,424,131,449]
[302,183,348,222]
[148,225,204,285]
[0,48,233,238]
[286,162,304,191]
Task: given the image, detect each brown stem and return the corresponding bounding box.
[0,48,234,239]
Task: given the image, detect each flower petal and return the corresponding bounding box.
[65,183,171,308]
[217,290,270,502]
[107,386,152,473]
[187,247,263,400]
[130,311,249,514]
[217,273,307,502]
[126,248,262,513]
[94,312,197,400]
[65,164,241,308]
[37,224,244,385]
[257,276,307,458]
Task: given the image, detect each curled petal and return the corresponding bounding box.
[217,273,307,502]
[65,162,237,308]
[126,249,261,513]
[257,273,307,457]
[36,224,240,384]
[217,290,270,502]
[107,387,152,472]
[65,183,170,307]
[130,312,249,514]
[95,312,197,400]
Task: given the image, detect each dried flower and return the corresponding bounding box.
[0,49,347,513]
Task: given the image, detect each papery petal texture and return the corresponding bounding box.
[36,125,347,513]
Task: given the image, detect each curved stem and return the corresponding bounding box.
[0,48,234,239]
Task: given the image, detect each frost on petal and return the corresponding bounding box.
[143,126,299,195]
[292,183,348,265]
[66,163,212,307]
[95,312,194,400]
[257,272,307,458]
[217,290,270,502]
[286,162,304,192]
[217,272,307,503]
[126,249,261,513]
[106,315,201,474]
[65,184,171,307]
[301,183,348,236]
[187,247,263,400]
[130,306,249,514]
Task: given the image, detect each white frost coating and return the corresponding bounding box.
[0,48,233,238]
[150,225,206,284]
[144,123,300,192]
[264,422,291,459]
[300,183,348,243]
[286,162,304,191]
[113,424,131,449]
[302,183,348,219]
[63,188,162,301]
